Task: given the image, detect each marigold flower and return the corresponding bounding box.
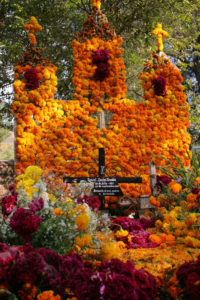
[75,233,92,247]
[169,183,182,194]
[37,291,61,300]
[75,212,89,231]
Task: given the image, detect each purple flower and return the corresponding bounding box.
[28,197,44,212]
[153,75,166,96]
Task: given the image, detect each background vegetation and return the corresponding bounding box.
[0,0,199,141]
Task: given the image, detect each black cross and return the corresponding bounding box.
[64,148,142,210]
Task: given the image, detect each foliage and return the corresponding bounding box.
[0,0,199,135]
[155,150,200,189]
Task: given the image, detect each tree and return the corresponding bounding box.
[0,0,199,135]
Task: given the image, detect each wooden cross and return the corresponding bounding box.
[64,148,142,210]
[152,24,169,52]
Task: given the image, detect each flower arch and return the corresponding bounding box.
[12,1,191,201]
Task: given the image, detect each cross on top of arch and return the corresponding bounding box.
[152,23,169,52]
[91,0,101,10]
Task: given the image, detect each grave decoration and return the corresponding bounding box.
[11,1,190,204]
[64,148,142,209]
[2,1,200,299]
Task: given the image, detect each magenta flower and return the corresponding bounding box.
[153,75,166,96]
[77,195,101,211]
[1,194,17,218]
[177,256,200,299]
[9,207,42,242]
[92,49,110,81]
[28,197,44,212]
[24,68,39,90]
[192,187,200,194]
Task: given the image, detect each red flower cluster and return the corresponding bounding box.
[192,187,200,194]
[1,187,17,218]
[177,255,200,300]
[24,68,39,90]
[111,216,155,232]
[1,243,158,299]
[156,175,172,190]
[28,197,44,212]
[9,207,42,242]
[77,195,101,211]
[153,75,166,96]
[92,49,110,81]
[111,217,157,249]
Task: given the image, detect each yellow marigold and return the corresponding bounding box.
[115,229,129,238]
[75,213,89,231]
[155,220,163,229]
[162,223,171,234]
[169,183,182,194]
[48,193,57,203]
[75,233,92,247]
[172,220,182,229]
[184,236,200,248]
[164,213,176,224]
[185,213,197,227]
[173,206,181,212]
[24,165,42,183]
[37,290,61,300]
[101,241,126,261]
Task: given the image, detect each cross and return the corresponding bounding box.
[152,24,169,52]
[91,0,101,10]
[64,148,142,210]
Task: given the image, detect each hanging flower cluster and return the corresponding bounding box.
[24,68,39,90]
[92,49,110,81]
[153,75,166,96]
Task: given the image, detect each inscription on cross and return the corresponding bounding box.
[64,148,142,210]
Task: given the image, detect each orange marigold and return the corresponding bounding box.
[169,183,182,194]
[37,291,61,300]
